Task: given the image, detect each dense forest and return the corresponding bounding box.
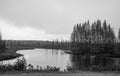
[71,20,120,55]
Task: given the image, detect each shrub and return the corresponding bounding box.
[13,57,27,71]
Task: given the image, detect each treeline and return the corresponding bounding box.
[5,40,70,50]
[0,32,6,50]
[71,20,120,55]
[0,28,70,51]
[0,40,6,50]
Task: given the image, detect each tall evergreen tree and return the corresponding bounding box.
[118,28,120,42]
[102,20,108,42]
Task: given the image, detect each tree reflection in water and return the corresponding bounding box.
[69,55,117,71]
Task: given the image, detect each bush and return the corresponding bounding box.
[13,57,27,71]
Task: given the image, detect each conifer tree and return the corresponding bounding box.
[118,28,120,42]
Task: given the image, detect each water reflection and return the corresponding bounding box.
[17,49,71,70]
[2,49,120,71]
[70,55,116,70]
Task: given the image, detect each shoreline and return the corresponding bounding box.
[0,47,69,62]
[0,49,23,61]
[0,71,120,76]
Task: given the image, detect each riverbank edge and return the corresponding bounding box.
[0,47,70,62]
[0,49,23,61]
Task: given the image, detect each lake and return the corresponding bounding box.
[2,49,120,71]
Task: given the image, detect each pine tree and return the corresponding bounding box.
[118,28,120,42]
[102,20,107,42]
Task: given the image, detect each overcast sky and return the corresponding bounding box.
[0,0,120,40]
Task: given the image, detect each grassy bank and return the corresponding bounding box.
[0,49,23,61]
[0,71,120,76]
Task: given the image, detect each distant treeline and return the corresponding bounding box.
[4,40,70,50]
[0,33,6,50]
[0,40,6,50]
[71,20,120,55]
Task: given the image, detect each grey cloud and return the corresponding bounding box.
[0,0,120,34]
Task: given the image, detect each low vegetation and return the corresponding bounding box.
[67,65,120,72]
[0,57,120,73]
[0,57,60,73]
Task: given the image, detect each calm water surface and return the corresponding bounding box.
[2,49,120,70]
[17,49,71,70]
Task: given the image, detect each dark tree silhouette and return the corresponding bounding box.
[118,28,120,42]
[0,31,6,50]
[70,20,116,54]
